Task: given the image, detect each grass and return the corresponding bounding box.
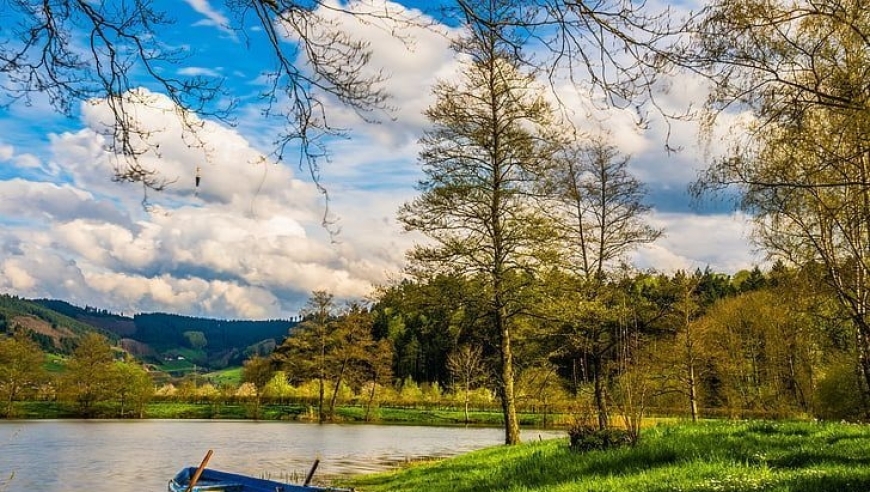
[43,354,66,372]
[204,367,243,386]
[343,420,870,492]
[333,405,567,427]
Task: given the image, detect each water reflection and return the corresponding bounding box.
[0,420,563,492]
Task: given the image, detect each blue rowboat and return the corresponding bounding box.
[167,466,353,492]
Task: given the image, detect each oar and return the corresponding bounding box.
[303,458,320,487]
[185,449,214,492]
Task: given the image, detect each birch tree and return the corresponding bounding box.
[693,0,870,401]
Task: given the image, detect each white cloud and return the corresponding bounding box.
[0,0,760,319]
[183,0,233,36]
[283,0,460,149]
[178,66,222,77]
[0,89,406,318]
[634,211,762,274]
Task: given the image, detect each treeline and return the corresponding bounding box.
[0,294,117,353]
[4,297,296,368]
[256,263,866,425]
[0,263,864,423]
[0,332,152,418]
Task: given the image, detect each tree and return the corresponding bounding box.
[60,333,117,417]
[693,0,870,401]
[183,331,208,351]
[112,358,154,418]
[543,136,660,429]
[398,0,563,445]
[273,290,336,423]
[272,293,385,421]
[242,355,275,418]
[446,344,486,424]
[697,290,818,417]
[0,333,46,417]
[324,303,377,419]
[548,136,662,282]
[651,271,705,421]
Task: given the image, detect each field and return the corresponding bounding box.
[344,420,870,492]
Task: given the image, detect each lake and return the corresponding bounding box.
[0,420,563,491]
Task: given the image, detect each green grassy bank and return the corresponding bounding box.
[5,400,571,427]
[344,420,870,492]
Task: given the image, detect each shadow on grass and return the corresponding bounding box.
[769,451,870,469]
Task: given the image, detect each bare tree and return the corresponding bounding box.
[549,135,662,282]
[545,136,660,429]
[446,344,486,425]
[2,0,691,196]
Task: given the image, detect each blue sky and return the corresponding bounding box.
[0,0,760,319]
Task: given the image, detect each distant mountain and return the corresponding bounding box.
[131,312,293,353]
[0,294,118,354]
[1,294,298,371]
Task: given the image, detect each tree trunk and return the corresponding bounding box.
[592,356,608,430]
[318,375,325,424]
[688,363,699,422]
[328,360,348,420]
[499,318,521,445]
[365,377,378,422]
[464,383,470,426]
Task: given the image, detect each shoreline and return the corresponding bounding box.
[3,400,578,429]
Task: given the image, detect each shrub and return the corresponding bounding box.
[568,424,634,452]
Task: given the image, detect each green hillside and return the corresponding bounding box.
[27,297,297,370]
[0,294,117,354]
[1,294,297,373]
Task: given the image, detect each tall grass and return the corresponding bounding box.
[344,420,870,492]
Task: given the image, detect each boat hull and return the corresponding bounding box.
[168,467,352,492]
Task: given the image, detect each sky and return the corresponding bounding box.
[0,0,762,320]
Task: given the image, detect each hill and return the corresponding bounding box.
[0,294,118,353]
[29,298,297,370]
[1,294,297,373]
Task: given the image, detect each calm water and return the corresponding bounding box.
[0,420,562,491]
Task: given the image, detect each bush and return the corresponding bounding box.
[568,424,634,452]
[814,357,865,421]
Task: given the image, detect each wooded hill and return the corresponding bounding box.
[0,294,296,369]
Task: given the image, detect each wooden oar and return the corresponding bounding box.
[303,458,320,487]
[185,449,214,492]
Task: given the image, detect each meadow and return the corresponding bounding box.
[344,420,870,492]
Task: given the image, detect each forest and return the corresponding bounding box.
[0,262,865,430]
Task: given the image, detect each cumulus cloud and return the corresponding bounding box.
[282,0,460,150]
[0,89,409,319]
[633,211,763,273]
[0,0,759,320]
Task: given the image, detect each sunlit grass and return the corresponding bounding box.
[344,420,870,492]
[205,367,243,386]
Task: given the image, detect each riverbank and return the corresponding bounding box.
[342,420,870,492]
[5,400,575,428]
